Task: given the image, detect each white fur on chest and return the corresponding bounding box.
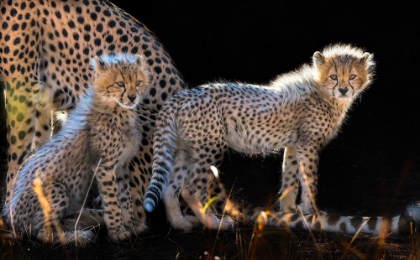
[119,122,141,163]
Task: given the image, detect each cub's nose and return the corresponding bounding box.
[338,87,348,95]
[128,94,137,102]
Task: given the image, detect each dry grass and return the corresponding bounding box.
[1,219,419,260]
[1,163,419,260]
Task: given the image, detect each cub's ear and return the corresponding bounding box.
[90,56,106,73]
[134,54,145,66]
[360,52,371,63]
[130,54,149,85]
[134,54,149,78]
[313,51,326,67]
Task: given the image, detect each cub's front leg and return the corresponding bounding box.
[117,164,148,235]
[279,145,319,214]
[96,162,131,241]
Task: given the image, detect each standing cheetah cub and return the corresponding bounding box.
[144,43,375,231]
[2,53,149,244]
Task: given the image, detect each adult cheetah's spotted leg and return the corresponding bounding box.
[2,81,40,205]
[0,10,44,205]
[279,146,300,212]
[32,101,53,151]
[128,115,153,230]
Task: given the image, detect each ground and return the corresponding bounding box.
[1,0,420,259]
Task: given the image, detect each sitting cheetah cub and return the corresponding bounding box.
[2,53,149,244]
[144,43,375,231]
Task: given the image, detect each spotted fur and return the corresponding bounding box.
[2,53,149,244]
[0,0,187,229]
[144,43,377,231]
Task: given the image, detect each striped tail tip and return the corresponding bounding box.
[144,183,165,212]
[144,189,160,212]
[144,198,155,213]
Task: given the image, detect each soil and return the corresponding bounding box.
[1,1,420,259]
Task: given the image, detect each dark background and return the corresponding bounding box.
[1,1,420,259]
[114,1,420,215]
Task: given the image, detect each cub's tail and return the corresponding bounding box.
[144,95,181,213]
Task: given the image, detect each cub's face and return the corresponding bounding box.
[313,49,372,101]
[91,53,149,109]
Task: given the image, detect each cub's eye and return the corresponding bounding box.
[116,81,125,88]
[330,75,338,80]
[349,74,356,80]
[135,80,142,86]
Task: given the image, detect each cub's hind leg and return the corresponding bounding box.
[180,143,234,231]
[279,146,300,213]
[6,182,94,244]
[163,148,198,231]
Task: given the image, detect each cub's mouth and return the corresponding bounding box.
[115,99,139,109]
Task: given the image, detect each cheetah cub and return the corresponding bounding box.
[2,53,149,244]
[144,43,375,231]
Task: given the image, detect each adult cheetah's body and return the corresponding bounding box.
[0,0,187,228]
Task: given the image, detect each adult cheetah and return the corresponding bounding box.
[0,0,187,230]
[144,43,378,231]
[2,52,149,244]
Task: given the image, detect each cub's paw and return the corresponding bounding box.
[202,212,235,231]
[64,230,96,247]
[36,230,96,247]
[279,203,297,214]
[183,215,201,227]
[108,227,131,242]
[36,231,55,244]
[219,216,235,230]
[126,221,148,235]
[297,203,315,215]
[169,216,194,232]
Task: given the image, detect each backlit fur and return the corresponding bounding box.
[2,53,149,245]
[144,43,376,231]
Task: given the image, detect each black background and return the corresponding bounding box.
[1,1,420,259]
[112,1,420,215]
